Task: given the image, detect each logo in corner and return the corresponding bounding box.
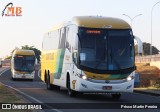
[2,2,22,17]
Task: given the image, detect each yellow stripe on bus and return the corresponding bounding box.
[84,71,110,80]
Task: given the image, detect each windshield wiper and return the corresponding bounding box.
[21,60,34,73]
[94,60,103,69]
[110,46,113,64]
[110,46,121,70]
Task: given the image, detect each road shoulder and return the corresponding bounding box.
[134,88,160,96]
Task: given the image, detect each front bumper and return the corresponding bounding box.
[75,78,134,93]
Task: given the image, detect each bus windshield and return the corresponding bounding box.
[14,55,35,72]
[78,28,134,73]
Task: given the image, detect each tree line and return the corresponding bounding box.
[5,45,41,62]
[135,42,160,56]
[5,42,160,61]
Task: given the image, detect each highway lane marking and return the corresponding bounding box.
[17,88,45,89]
[38,69,46,85]
[0,69,63,112]
[0,67,10,76]
[133,92,160,98]
[38,69,41,78]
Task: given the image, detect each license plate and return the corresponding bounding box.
[102,86,112,90]
[22,75,25,78]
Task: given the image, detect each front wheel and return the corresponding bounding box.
[46,74,60,90]
[46,74,52,90]
[12,77,15,81]
[67,76,77,97]
[111,93,121,100]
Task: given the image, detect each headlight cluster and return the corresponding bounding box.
[31,71,35,75]
[13,71,20,75]
[126,75,134,81]
[77,73,88,80]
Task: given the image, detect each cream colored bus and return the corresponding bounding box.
[11,49,36,81]
[41,16,135,99]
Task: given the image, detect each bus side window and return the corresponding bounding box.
[43,30,59,50]
[67,25,78,53]
[66,26,73,52]
[59,27,67,48]
[65,27,70,50]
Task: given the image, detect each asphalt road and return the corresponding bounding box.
[0,67,160,112]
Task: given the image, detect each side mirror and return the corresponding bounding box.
[73,34,78,50]
[73,52,78,64]
[73,52,77,59]
[134,35,143,56]
[134,66,137,70]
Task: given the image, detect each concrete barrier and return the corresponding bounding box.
[136,55,160,69]
[150,61,160,69]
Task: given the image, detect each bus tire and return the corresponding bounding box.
[111,93,121,100]
[67,75,77,97]
[46,74,60,90]
[46,74,52,90]
[12,77,16,81]
[30,79,33,81]
[52,85,60,90]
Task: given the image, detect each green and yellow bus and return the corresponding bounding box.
[41,16,135,99]
[11,49,36,81]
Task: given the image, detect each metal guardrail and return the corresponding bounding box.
[135,54,160,63]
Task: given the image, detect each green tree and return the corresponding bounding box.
[21,45,41,62]
[143,42,159,55]
[4,56,12,60]
[21,45,34,50]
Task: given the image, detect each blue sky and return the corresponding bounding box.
[0,0,160,58]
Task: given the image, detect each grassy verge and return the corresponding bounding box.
[0,83,34,112]
[0,84,24,103]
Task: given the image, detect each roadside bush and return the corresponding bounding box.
[136,64,160,87]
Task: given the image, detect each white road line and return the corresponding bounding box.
[0,69,62,112]
[0,67,10,76]
[38,69,41,78]
[134,91,160,98]
[38,69,45,85]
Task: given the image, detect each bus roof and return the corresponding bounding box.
[47,16,131,33]
[47,23,64,32]
[73,16,131,29]
[13,49,35,56]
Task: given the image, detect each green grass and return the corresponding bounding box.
[0,84,23,103]
[0,84,35,112]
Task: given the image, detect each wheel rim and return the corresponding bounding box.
[47,75,50,89]
[68,83,70,93]
[112,94,121,99]
[67,79,72,95]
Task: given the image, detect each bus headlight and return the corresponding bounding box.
[126,75,134,81]
[77,73,88,80]
[13,71,20,75]
[31,71,35,75]
[82,75,87,80]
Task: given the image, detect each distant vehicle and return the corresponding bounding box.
[0,58,2,67]
[11,49,36,81]
[41,16,136,99]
